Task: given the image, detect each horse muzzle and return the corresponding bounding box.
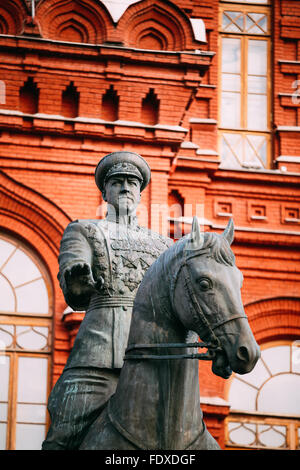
[233,340,261,374]
[211,317,261,376]
[225,332,260,375]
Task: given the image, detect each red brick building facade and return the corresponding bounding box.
[0,0,299,450]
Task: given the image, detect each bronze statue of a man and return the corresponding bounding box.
[42,151,173,450]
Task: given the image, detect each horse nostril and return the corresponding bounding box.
[237,346,250,363]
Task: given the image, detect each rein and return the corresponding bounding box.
[124,340,220,361]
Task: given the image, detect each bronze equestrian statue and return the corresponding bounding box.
[42,151,260,450]
[42,151,173,450]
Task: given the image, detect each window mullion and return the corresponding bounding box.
[288,421,297,450]
[267,37,271,132]
[6,353,17,450]
[242,36,247,129]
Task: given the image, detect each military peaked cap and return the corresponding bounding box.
[95,151,151,192]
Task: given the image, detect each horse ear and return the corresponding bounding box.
[190,216,204,249]
[223,218,234,245]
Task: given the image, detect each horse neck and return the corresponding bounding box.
[109,254,204,450]
[127,257,186,347]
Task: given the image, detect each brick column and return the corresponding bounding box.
[149,171,170,237]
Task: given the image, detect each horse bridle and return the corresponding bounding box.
[124,256,231,362]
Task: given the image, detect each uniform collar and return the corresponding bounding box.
[106,212,139,228]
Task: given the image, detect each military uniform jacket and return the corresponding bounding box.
[58,217,173,370]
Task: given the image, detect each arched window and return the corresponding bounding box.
[0,234,53,450]
[226,341,300,450]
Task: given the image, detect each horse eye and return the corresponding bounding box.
[198,279,211,291]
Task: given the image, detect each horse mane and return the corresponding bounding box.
[195,231,235,266]
[163,229,235,271]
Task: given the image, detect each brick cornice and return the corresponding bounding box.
[0,35,213,70]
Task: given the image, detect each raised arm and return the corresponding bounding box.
[57,221,99,310]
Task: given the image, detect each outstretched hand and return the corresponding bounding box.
[65,263,103,296]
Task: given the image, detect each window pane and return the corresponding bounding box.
[221,137,240,168]
[235,357,270,389]
[223,12,243,33]
[2,249,41,287]
[246,14,267,35]
[224,23,241,34]
[256,14,268,31]
[222,13,232,30]
[0,355,10,402]
[259,139,267,166]
[221,133,267,169]
[248,40,267,76]
[249,24,265,35]
[258,424,287,448]
[0,239,15,270]
[16,327,48,351]
[222,74,241,92]
[250,13,267,33]
[244,138,264,168]
[0,275,15,311]
[224,133,243,154]
[247,94,267,130]
[228,378,257,411]
[15,423,45,450]
[292,342,300,374]
[222,38,241,73]
[257,374,300,415]
[0,325,14,348]
[17,404,46,424]
[221,92,241,128]
[0,403,8,421]
[248,76,267,93]
[261,346,290,375]
[221,133,243,168]
[247,135,267,166]
[228,422,256,446]
[0,423,6,450]
[17,357,48,403]
[15,278,49,314]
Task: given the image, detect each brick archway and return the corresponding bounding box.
[0,170,73,384]
[245,297,300,344]
[0,0,28,35]
[0,169,71,283]
[36,0,113,44]
[118,0,197,51]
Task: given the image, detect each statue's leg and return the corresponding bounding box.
[42,367,120,450]
[187,420,221,450]
[80,407,138,450]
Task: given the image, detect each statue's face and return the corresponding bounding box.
[103,175,141,215]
